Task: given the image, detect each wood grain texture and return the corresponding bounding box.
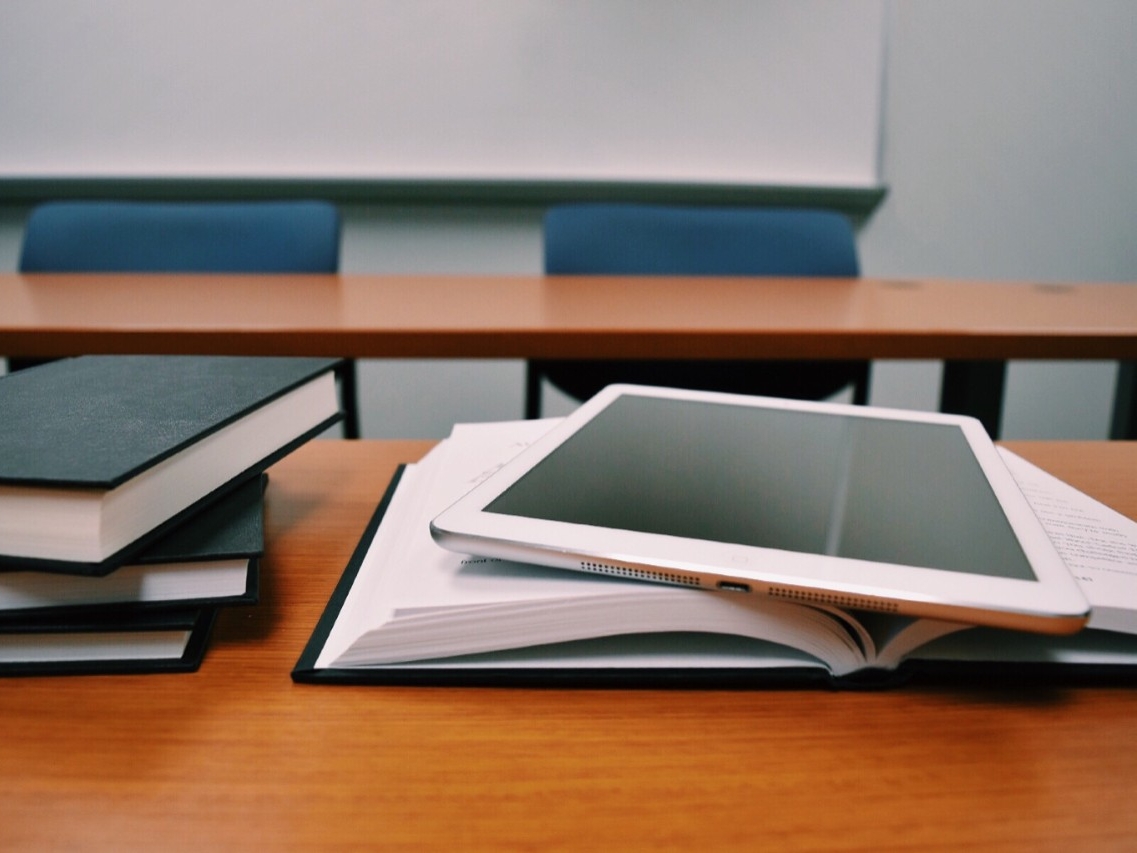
[2,439,1137,851]
[3,273,1136,360]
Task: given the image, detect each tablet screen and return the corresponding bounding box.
[484,394,1035,580]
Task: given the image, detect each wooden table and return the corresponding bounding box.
[2,439,1136,851]
[3,273,1137,435]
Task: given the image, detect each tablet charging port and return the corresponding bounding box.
[716,581,751,593]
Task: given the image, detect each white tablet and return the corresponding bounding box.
[431,385,1090,635]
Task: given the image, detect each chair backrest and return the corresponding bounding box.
[543,203,858,277]
[19,200,341,273]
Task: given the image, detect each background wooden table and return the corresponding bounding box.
[5,273,1137,436]
[2,439,1136,851]
[3,273,1136,360]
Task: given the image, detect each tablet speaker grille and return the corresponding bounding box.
[580,561,701,588]
[767,586,900,614]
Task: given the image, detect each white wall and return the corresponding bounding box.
[3,1,1136,440]
[1,1,886,188]
[340,205,543,436]
[861,1,1137,440]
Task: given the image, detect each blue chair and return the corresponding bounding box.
[19,200,341,273]
[14,200,360,438]
[525,203,869,418]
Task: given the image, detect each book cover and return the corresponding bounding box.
[0,355,342,574]
[293,421,1137,689]
[0,607,217,676]
[0,474,266,617]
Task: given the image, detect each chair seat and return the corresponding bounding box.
[527,203,869,418]
[536,359,869,405]
[12,200,361,438]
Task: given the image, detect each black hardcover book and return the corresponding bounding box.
[0,474,266,617]
[0,355,342,574]
[0,607,217,676]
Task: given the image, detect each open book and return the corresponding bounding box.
[294,420,1137,687]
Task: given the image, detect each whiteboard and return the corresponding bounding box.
[0,1,886,190]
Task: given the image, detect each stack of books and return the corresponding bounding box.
[0,354,343,675]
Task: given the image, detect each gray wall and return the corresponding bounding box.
[0,2,887,189]
[3,1,1135,440]
[861,1,1136,441]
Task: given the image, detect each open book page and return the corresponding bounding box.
[876,449,1137,667]
[909,622,1137,666]
[318,419,873,676]
[313,450,438,667]
[892,449,1137,668]
[315,423,1137,676]
[998,447,1137,633]
[851,614,972,670]
[365,633,834,673]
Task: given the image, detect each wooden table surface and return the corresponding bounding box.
[7,272,1137,437]
[2,439,1136,851]
[3,272,1137,360]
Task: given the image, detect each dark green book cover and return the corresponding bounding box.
[0,475,266,617]
[0,355,342,574]
[0,607,217,676]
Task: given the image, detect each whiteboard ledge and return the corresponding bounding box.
[0,178,887,218]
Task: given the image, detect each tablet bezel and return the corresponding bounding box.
[431,385,1089,635]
